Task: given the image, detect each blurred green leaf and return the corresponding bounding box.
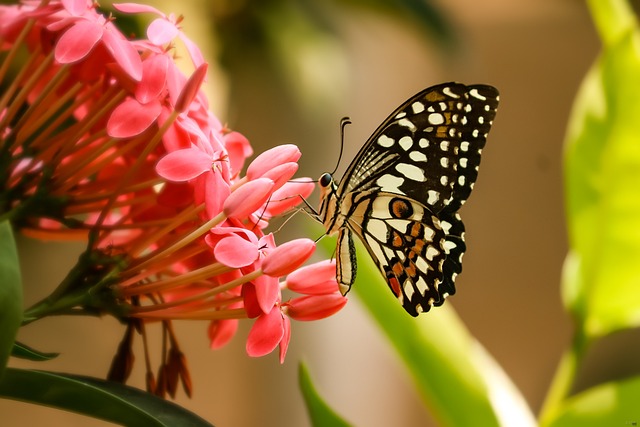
[563,0,640,337]
[0,221,22,378]
[299,362,352,427]
[11,341,59,362]
[338,0,456,48]
[317,231,535,427]
[547,376,640,427]
[0,369,213,427]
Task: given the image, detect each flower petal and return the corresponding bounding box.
[246,308,284,358]
[208,318,238,350]
[265,178,315,217]
[286,260,339,295]
[223,178,274,218]
[214,234,259,268]
[107,97,161,138]
[253,274,280,314]
[156,147,211,181]
[262,239,316,277]
[246,144,301,180]
[278,316,291,364]
[55,21,103,63]
[287,294,347,321]
[147,18,179,45]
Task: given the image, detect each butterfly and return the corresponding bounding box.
[317,82,499,316]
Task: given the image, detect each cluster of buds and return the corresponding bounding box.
[0,0,346,394]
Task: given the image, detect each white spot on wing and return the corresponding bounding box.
[469,88,487,100]
[376,174,405,193]
[411,102,425,114]
[367,218,389,242]
[399,136,413,151]
[427,190,439,205]
[396,163,426,182]
[409,151,427,162]
[426,245,440,261]
[460,141,470,152]
[443,240,458,252]
[404,282,415,299]
[415,277,429,294]
[378,135,394,148]
[440,140,449,151]
[459,158,468,168]
[398,118,416,130]
[428,113,444,125]
[419,138,429,148]
[416,257,429,274]
[443,87,460,98]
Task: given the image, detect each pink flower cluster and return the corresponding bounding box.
[0,0,346,366]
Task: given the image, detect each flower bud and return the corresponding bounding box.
[246,144,301,180]
[223,178,274,218]
[286,294,347,321]
[261,239,316,277]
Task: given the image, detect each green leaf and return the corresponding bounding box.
[563,0,640,337]
[11,341,59,361]
[0,221,23,377]
[0,368,213,427]
[299,362,352,427]
[547,376,640,427]
[317,232,535,427]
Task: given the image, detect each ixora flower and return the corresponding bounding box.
[0,0,345,395]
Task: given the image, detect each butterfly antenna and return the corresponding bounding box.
[331,116,351,175]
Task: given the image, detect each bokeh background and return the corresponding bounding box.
[4,0,634,425]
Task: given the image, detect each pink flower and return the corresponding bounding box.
[2,0,347,384]
[262,239,317,277]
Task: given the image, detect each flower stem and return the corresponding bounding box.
[538,327,590,426]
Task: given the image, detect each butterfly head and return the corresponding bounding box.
[317,172,340,230]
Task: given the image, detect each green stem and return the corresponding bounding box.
[538,327,590,426]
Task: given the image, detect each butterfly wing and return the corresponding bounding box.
[326,82,499,315]
[338,83,499,215]
[343,192,453,316]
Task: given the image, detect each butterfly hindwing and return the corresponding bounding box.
[344,192,451,316]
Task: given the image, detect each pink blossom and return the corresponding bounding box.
[285,294,348,321]
[246,307,286,358]
[262,238,317,277]
[223,178,275,218]
[246,144,301,180]
[285,260,340,295]
[1,0,346,376]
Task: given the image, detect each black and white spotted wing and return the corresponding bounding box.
[318,82,499,316]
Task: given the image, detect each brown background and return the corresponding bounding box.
[4,1,629,426]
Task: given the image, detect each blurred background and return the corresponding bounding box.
[4,0,633,425]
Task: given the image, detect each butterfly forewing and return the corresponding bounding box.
[339,83,498,215]
[320,82,499,315]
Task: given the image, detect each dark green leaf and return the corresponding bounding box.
[0,368,213,427]
[299,362,352,427]
[11,341,59,361]
[0,221,23,378]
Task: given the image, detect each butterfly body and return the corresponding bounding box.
[318,82,499,316]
